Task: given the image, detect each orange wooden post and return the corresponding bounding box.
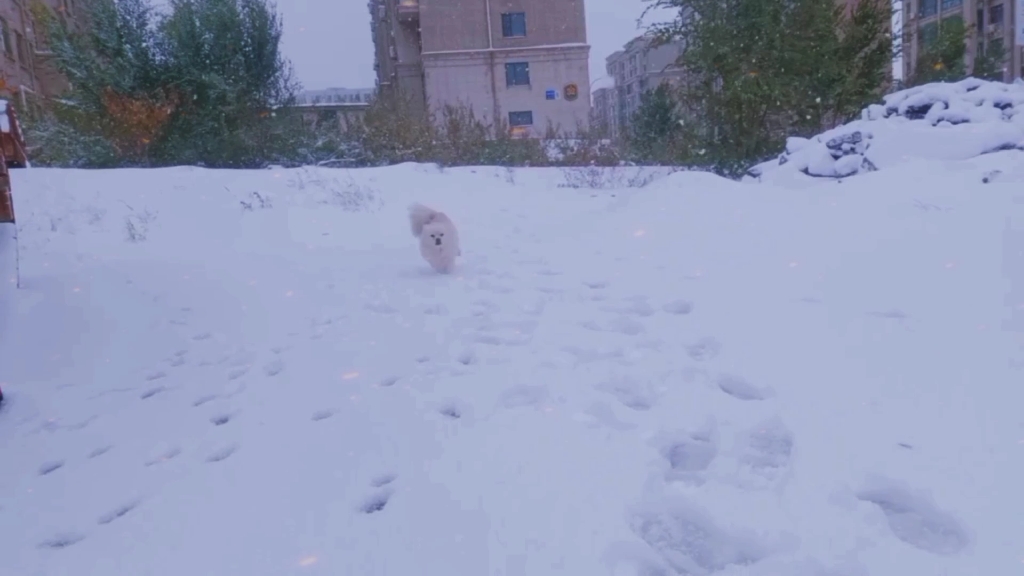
[0,154,12,224]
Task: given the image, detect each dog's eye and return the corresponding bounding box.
[438,233,444,237]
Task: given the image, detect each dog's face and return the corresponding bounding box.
[421,222,450,251]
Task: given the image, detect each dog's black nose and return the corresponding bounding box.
[435,238,442,246]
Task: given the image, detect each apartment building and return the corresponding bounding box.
[369,0,592,137]
[590,86,614,137]
[903,0,1023,81]
[294,88,375,134]
[594,34,687,140]
[0,0,84,106]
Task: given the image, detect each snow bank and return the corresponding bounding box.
[749,78,1024,181]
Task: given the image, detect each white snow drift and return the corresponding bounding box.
[750,77,1024,180]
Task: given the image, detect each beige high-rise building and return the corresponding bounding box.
[369,0,592,137]
[902,0,1022,82]
[596,34,687,141]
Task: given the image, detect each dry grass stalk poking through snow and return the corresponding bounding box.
[286,167,383,212]
[558,165,668,190]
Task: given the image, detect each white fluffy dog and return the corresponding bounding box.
[408,203,461,273]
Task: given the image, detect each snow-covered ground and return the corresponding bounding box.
[2,94,1024,575]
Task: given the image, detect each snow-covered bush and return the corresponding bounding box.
[749,78,1024,180]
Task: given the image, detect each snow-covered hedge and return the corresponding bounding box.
[748,77,1024,180]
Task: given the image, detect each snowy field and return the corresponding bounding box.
[2,82,1024,576]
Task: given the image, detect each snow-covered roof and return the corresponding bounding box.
[750,78,1024,181]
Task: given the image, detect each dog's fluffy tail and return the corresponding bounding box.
[408,203,437,237]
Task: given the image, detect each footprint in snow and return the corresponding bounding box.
[734,417,794,489]
[370,473,397,488]
[145,370,167,381]
[38,532,86,550]
[226,366,249,380]
[144,446,181,467]
[716,374,771,401]
[583,279,609,289]
[855,476,971,555]
[193,394,218,407]
[209,413,233,426]
[192,331,212,341]
[311,409,334,421]
[88,445,112,459]
[606,315,645,336]
[140,386,166,400]
[205,444,238,463]
[657,421,719,481]
[438,405,462,419]
[358,489,394,514]
[437,399,470,421]
[262,359,285,377]
[595,376,660,411]
[687,337,722,361]
[630,498,767,574]
[377,376,399,388]
[97,501,140,525]
[39,460,65,476]
[455,349,478,366]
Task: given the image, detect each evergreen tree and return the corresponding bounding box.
[643,0,895,176]
[28,0,309,167]
[627,82,684,164]
[29,0,168,165]
[155,0,301,167]
[909,17,968,85]
[972,38,1007,81]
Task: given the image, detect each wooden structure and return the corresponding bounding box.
[0,99,26,224]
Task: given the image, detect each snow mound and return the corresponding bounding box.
[750,78,1024,181]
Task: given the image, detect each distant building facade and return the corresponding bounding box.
[0,0,87,106]
[594,34,687,140]
[590,86,614,137]
[902,0,1023,82]
[368,0,592,137]
[294,88,375,133]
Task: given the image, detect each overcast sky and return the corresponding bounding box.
[277,0,673,92]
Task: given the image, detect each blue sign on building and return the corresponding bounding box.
[545,89,557,100]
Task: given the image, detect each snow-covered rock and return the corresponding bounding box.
[749,78,1024,181]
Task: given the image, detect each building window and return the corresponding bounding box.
[0,18,11,58]
[919,0,937,17]
[940,0,961,11]
[501,12,526,37]
[976,7,984,30]
[509,111,533,127]
[505,62,530,87]
[989,4,1004,25]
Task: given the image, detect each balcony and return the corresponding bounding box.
[396,0,419,22]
